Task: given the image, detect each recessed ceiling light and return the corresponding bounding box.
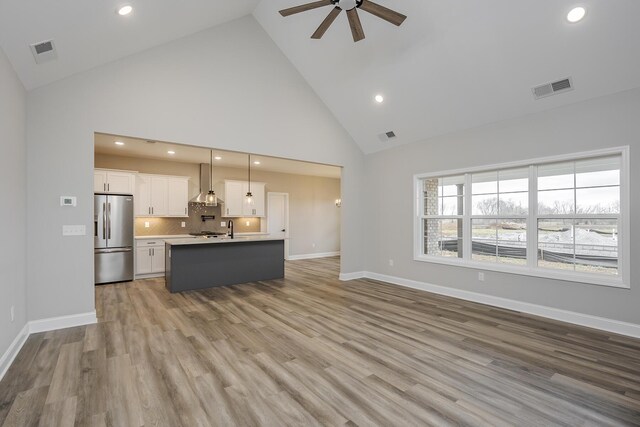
[167,150,176,155]
[375,94,384,103]
[253,161,261,165]
[214,156,222,160]
[567,7,586,23]
[117,5,133,16]
[114,141,125,146]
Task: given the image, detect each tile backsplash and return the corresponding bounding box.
[134,203,262,236]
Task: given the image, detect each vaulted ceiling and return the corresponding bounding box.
[2,0,640,154]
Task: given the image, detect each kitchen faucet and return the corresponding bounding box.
[228,220,234,239]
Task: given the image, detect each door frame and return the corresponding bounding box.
[267,192,290,260]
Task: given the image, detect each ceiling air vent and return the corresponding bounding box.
[532,77,574,100]
[30,40,57,64]
[378,131,397,142]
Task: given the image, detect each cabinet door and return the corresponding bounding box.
[151,246,166,273]
[135,247,153,275]
[167,178,189,217]
[242,182,265,216]
[224,181,244,217]
[94,170,107,193]
[106,171,135,194]
[150,176,168,216]
[135,175,152,216]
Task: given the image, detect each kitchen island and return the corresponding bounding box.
[164,236,285,293]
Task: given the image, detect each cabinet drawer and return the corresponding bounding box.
[135,239,164,248]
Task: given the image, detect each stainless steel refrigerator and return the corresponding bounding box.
[94,194,134,284]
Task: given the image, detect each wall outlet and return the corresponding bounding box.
[10,305,15,322]
[478,272,485,282]
[221,221,226,227]
[62,225,86,236]
[181,222,186,228]
[388,259,394,267]
[144,221,150,228]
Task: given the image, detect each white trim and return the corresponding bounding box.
[28,311,97,334]
[0,323,30,382]
[289,251,340,261]
[361,272,640,339]
[339,271,365,281]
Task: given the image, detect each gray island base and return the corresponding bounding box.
[165,237,285,293]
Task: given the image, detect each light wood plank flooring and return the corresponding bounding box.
[1,257,640,426]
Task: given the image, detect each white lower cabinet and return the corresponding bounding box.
[135,239,166,276]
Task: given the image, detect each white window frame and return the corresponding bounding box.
[413,146,630,289]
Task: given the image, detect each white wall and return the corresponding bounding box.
[26,16,364,321]
[0,48,27,362]
[365,88,640,324]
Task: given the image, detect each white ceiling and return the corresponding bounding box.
[254,0,640,153]
[0,0,259,89]
[2,1,640,154]
[94,133,342,178]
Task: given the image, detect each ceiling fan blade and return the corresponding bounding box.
[279,0,333,17]
[311,7,342,39]
[346,8,365,42]
[359,0,407,26]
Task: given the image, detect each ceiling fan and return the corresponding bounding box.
[279,0,407,42]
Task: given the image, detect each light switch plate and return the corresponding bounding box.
[62,225,86,236]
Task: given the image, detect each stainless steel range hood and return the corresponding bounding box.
[190,163,223,204]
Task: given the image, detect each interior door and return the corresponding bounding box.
[106,195,134,248]
[267,193,289,259]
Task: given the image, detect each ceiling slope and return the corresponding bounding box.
[0,0,260,89]
[254,0,640,153]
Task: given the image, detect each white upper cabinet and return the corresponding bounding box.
[167,178,189,217]
[94,169,135,194]
[135,173,189,217]
[220,180,265,217]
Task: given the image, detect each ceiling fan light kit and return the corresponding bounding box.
[279,0,407,42]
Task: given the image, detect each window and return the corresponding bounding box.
[414,148,629,288]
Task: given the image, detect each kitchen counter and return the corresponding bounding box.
[135,234,193,240]
[165,236,285,293]
[165,235,284,246]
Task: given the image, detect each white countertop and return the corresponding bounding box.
[135,234,193,240]
[165,235,285,246]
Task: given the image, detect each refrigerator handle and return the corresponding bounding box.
[108,203,112,239]
[102,203,107,240]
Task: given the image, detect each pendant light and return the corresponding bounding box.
[205,150,218,206]
[246,154,254,205]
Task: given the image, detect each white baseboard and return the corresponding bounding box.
[359,272,640,339]
[0,323,29,382]
[288,251,340,261]
[339,271,365,281]
[28,311,97,334]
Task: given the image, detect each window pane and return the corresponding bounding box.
[472,194,498,215]
[576,157,620,188]
[575,219,618,275]
[576,186,620,214]
[497,220,527,265]
[538,219,574,271]
[424,219,463,258]
[538,189,575,214]
[442,175,465,196]
[441,196,464,215]
[472,219,497,262]
[472,172,497,195]
[499,192,528,215]
[423,178,440,215]
[499,168,529,193]
[538,162,574,190]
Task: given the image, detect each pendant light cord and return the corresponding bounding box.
[210,150,213,191]
[248,154,251,193]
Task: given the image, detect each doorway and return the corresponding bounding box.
[267,192,289,260]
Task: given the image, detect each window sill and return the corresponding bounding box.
[413,255,629,289]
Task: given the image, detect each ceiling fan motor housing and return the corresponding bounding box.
[332,0,363,11]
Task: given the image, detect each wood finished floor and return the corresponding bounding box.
[1,257,640,426]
